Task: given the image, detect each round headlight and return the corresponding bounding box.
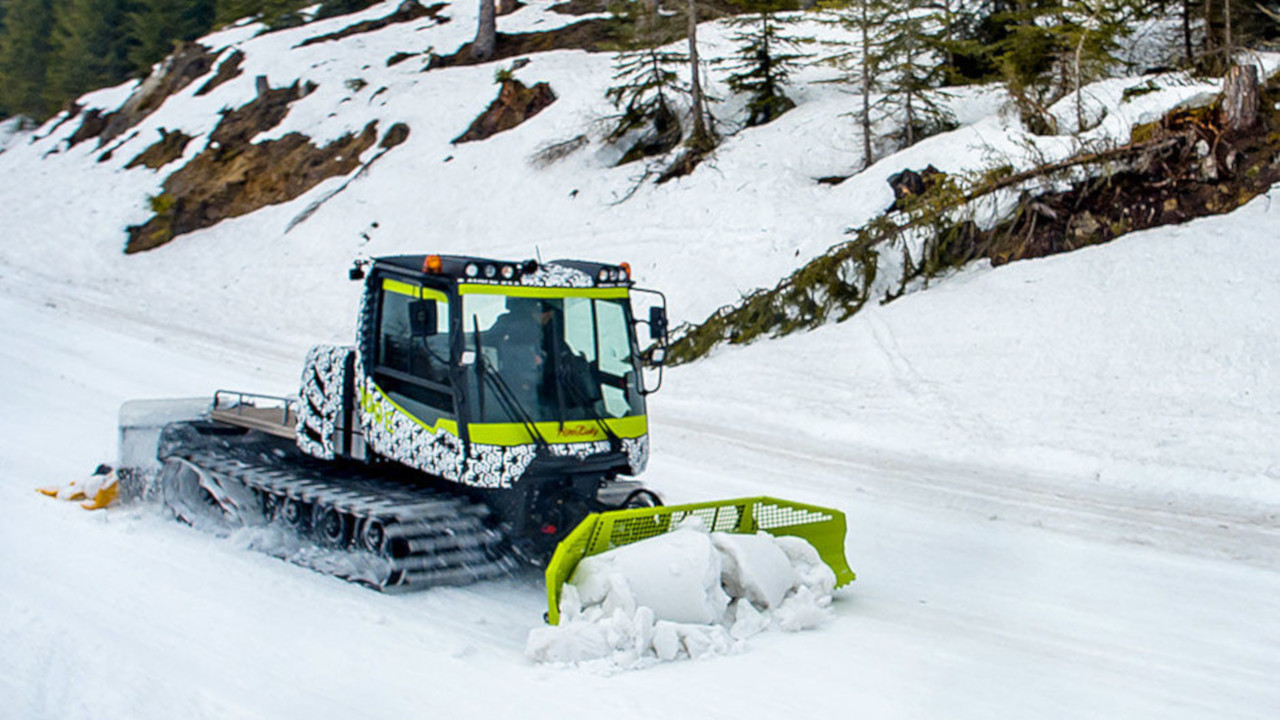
[465,263,479,278]
[500,265,515,279]
[619,265,629,280]
[609,269,620,281]
[597,268,609,282]
[484,264,497,278]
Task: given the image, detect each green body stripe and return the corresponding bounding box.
[382,279,448,303]
[469,415,647,446]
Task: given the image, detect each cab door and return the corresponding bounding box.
[370,275,457,428]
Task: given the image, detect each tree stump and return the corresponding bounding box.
[1221,64,1259,134]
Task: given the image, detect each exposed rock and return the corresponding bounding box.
[386,51,421,66]
[551,0,755,16]
[125,128,195,170]
[887,165,944,210]
[430,19,623,69]
[297,1,448,48]
[1067,210,1102,245]
[210,78,315,150]
[123,79,378,253]
[380,122,411,149]
[196,50,246,97]
[549,0,605,15]
[125,123,378,253]
[66,108,108,148]
[453,80,556,144]
[97,43,218,147]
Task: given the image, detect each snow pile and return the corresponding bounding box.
[526,521,836,669]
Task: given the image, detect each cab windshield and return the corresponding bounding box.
[463,293,644,424]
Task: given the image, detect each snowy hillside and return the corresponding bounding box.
[0,1,1264,358]
[3,190,1278,718]
[1,1,1279,718]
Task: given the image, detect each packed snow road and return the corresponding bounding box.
[3,204,1279,719]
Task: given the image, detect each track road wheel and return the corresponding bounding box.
[357,518,388,555]
[314,506,350,547]
[280,497,309,533]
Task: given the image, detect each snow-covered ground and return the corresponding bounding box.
[1,2,1278,717]
[3,193,1278,718]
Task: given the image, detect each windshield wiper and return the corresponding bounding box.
[471,316,549,452]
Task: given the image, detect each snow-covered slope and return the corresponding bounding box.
[1,2,1278,717]
[0,1,1258,359]
[2,187,1278,718]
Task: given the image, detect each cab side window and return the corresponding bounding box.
[374,280,453,415]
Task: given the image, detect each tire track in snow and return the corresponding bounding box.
[658,414,1280,570]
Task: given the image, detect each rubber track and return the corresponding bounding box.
[171,444,517,591]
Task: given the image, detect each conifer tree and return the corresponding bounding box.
[45,0,132,108]
[991,0,1139,133]
[604,2,689,162]
[876,0,955,147]
[215,0,267,25]
[215,0,313,29]
[820,0,890,167]
[684,0,715,152]
[720,0,811,127]
[0,0,56,118]
[128,0,214,74]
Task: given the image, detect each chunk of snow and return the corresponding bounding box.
[568,525,729,625]
[526,524,838,670]
[711,531,798,610]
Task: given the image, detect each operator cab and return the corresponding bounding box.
[349,255,666,504]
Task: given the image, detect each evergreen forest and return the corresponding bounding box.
[0,0,375,119]
[1,0,1278,133]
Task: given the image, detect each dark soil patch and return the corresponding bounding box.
[549,0,604,15]
[124,79,378,253]
[125,123,378,253]
[297,1,448,48]
[667,72,1280,365]
[210,78,315,149]
[387,50,421,66]
[196,50,245,97]
[938,91,1280,269]
[125,128,194,170]
[98,43,217,147]
[453,79,556,143]
[431,0,755,68]
[66,108,108,148]
[429,19,622,68]
[66,43,216,150]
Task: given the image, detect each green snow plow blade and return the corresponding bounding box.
[545,496,855,624]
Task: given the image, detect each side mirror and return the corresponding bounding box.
[648,306,668,341]
[409,300,438,337]
[349,259,368,281]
